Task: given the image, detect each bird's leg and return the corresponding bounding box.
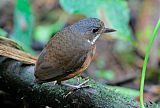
[52,81,57,85]
[76,76,81,84]
[76,74,90,85]
[61,79,90,89]
[60,79,90,98]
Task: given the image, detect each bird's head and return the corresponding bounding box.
[70,18,116,45]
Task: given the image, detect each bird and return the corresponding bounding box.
[0,18,115,88]
[34,18,115,88]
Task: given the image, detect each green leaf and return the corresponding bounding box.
[0,28,7,36]
[140,18,160,108]
[95,70,115,80]
[12,0,34,53]
[34,20,65,44]
[152,103,159,108]
[60,0,133,41]
[96,57,106,69]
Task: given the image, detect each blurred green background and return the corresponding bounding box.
[0,0,160,107]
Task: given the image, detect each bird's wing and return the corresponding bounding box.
[57,45,96,81]
[34,28,92,82]
[34,47,88,82]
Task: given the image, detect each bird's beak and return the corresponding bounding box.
[103,28,116,33]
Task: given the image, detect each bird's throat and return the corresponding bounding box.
[87,34,100,45]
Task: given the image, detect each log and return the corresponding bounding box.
[0,56,152,108]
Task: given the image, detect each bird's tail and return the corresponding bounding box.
[0,36,37,64]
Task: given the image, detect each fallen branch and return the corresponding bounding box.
[0,56,152,108]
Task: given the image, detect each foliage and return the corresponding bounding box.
[95,57,115,80]
[140,19,160,108]
[1,0,160,107]
[95,70,115,80]
[60,0,133,42]
[34,19,65,44]
[12,0,34,53]
[0,28,7,36]
[152,103,159,108]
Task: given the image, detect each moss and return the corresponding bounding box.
[0,58,154,108]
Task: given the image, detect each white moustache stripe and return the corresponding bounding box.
[87,40,92,44]
[92,34,100,44]
[87,34,100,45]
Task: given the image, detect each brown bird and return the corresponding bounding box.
[34,18,115,88]
[0,18,115,88]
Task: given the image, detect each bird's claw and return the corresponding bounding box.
[62,79,90,98]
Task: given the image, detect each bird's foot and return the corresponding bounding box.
[62,79,90,98]
[62,79,90,89]
[52,81,57,85]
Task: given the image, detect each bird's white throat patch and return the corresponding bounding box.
[87,34,100,45]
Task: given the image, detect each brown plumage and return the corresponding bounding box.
[34,18,115,83]
[0,18,115,85]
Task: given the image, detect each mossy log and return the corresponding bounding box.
[0,56,153,108]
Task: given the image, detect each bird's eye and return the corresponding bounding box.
[92,28,99,33]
